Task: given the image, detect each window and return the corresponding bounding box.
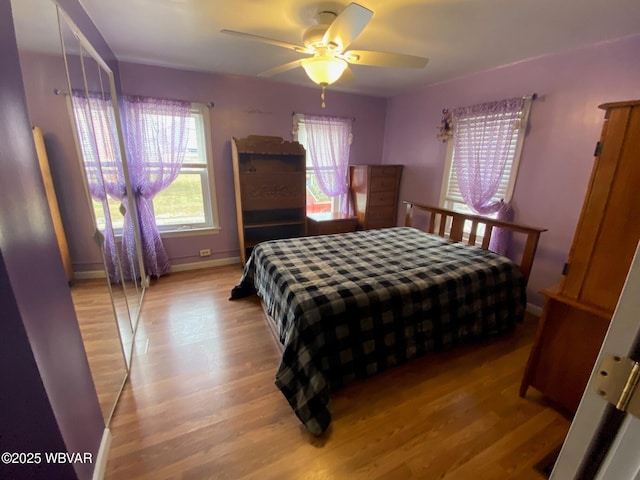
[78,101,218,234]
[439,97,532,242]
[293,114,352,214]
[152,104,218,233]
[294,115,333,214]
[91,192,124,231]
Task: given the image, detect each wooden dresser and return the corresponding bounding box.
[520,100,640,413]
[349,165,403,230]
[231,135,307,265]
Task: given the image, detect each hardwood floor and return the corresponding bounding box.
[71,278,129,422]
[105,265,570,479]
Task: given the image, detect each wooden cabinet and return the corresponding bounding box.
[520,100,640,413]
[307,212,358,236]
[231,135,307,265]
[350,165,403,230]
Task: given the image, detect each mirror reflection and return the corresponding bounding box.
[60,15,145,337]
[59,22,136,366]
[10,0,145,424]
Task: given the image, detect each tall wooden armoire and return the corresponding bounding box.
[520,100,640,413]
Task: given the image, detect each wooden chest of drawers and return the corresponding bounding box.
[349,165,403,230]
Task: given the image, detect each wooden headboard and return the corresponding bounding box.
[403,201,547,285]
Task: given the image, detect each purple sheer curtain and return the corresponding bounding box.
[123,96,191,278]
[303,114,353,215]
[452,97,524,255]
[72,92,127,283]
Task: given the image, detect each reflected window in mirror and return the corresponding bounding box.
[71,90,126,233]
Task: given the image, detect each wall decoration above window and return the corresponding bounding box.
[436,109,453,142]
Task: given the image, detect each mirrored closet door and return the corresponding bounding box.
[57,4,149,357]
[10,0,145,425]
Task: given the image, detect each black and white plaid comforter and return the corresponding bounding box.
[231,227,525,435]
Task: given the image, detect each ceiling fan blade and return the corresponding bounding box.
[337,66,356,85]
[258,59,304,77]
[322,3,373,51]
[221,29,311,54]
[343,50,429,68]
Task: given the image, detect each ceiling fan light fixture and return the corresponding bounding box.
[301,56,348,86]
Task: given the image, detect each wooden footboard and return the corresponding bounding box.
[403,201,547,285]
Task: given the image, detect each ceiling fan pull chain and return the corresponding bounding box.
[321,84,326,108]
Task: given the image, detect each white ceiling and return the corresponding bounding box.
[13,0,640,97]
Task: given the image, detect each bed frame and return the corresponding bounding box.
[244,205,546,433]
[403,201,547,286]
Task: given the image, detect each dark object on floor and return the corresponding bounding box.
[535,446,562,478]
[229,281,253,300]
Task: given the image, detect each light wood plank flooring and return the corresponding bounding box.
[105,265,570,479]
[71,279,128,422]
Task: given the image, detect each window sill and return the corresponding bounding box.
[159,227,221,238]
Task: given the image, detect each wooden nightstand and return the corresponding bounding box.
[306,212,359,236]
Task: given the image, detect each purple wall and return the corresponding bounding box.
[113,63,388,266]
[19,59,387,271]
[18,2,639,310]
[19,51,104,271]
[1,0,110,478]
[0,258,75,480]
[56,0,122,92]
[383,34,640,306]
[14,0,124,274]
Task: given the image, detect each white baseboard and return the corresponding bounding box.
[92,428,111,480]
[170,256,241,273]
[74,270,107,280]
[74,257,240,280]
[526,303,543,317]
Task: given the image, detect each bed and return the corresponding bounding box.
[230,201,546,435]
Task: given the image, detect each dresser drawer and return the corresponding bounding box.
[367,205,395,222]
[367,218,396,229]
[370,165,402,178]
[370,176,400,192]
[368,190,396,207]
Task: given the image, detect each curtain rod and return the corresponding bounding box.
[292,111,356,122]
[442,93,538,114]
[54,88,214,108]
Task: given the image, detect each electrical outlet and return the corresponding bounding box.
[199,249,211,257]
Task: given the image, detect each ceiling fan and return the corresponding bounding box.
[221,2,428,107]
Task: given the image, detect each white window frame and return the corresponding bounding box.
[438,98,532,242]
[292,113,346,214]
[152,103,220,237]
[81,101,220,238]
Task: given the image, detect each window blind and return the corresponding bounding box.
[443,110,525,205]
